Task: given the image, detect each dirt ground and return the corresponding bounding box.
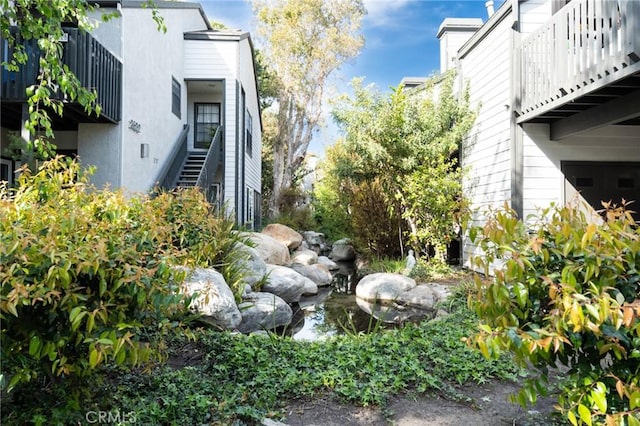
[281,379,562,426]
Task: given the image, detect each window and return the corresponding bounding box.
[245,110,253,157]
[194,103,220,149]
[246,187,254,228]
[171,77,181,118]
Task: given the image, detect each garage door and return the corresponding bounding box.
[562,161,640,220]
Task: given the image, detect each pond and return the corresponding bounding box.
[280,261,437,341]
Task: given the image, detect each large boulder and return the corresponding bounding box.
[245,232,291,265]
[263,264,318,303]
[234,243,267,288]
[262,224,303,250]
[291,248,318,266]
[180,268,242,330]
[330,238,356,261]
[237,292,293,333]
[355,273,416,302]
[317,256,339,271]
[290,263,333,287]
[302,231,327,254]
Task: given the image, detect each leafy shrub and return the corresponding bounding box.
[0,157,247,400]
[467,202,640,425]
[150,189,250,300]
[350,178,405,258]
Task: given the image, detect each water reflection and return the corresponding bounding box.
[355,298,435,324]
[275,260,433,340]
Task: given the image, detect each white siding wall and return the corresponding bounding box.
[184,39,239,216]
[440,31,478,73]
[458,13,513,266]
[239,39,262,201]
[519,0,552,35]
[522,123,640,216]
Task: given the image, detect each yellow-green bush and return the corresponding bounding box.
[0,157,246,396]
[468,202,640,425]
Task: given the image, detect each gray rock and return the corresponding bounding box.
[245,232,291,265]
[302,231,326,253]
[237,292,293,333]
[234,243,268,288]
[263,264,318,303]
[261,223,303,250]
[181,268,242,330]
[317,256,339,271]
[396,285,436,308]
[290,263,333,287]
[355,273,417,301]
[291,248,318,265]
[330,238,356,261]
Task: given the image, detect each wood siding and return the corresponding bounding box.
[458,12,513,266]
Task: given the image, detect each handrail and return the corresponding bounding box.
[1,26,122,123]
[518,0,640,120]
[152,124,189,192]
[195,125,223,202]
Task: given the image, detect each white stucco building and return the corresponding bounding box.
[1,1,262,228]
[438,0,640,266]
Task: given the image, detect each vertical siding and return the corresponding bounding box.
[238,39,262,200]
[184,40,240,215]
[519,0,552,35]
[458,13,513,266]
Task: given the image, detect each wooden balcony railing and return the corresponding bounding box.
[1,27,122,123]
[518,0,640,122]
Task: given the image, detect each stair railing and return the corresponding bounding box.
[152,124,189,192]
[195,125,223,203]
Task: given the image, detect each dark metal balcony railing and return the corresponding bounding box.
[153,124,190,191]
[1,27,122,123]
[518,0,640,122]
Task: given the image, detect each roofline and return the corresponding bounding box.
[457,0,512,59]
[436,18,484,39]
[184,31,250,41]
[117,1,212,30]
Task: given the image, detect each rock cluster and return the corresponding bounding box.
[180,225,451,333]
[180,224,342,334]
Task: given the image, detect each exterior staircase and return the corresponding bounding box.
[176,151,207,187]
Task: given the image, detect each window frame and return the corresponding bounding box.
[171,77,181,119]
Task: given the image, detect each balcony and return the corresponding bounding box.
[516,0,640,138]
[1,27,122,130]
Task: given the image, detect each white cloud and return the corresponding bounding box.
[363,0,412,29]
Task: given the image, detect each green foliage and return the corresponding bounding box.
[4,292,521,425]
[350,178,405,258]
[0,158,187,394]
[318,72,475,258]
[467,202,640,425]
[252,0,365,218]
[150,188,251,301]
[1,0,164,156]
[312,142,354,241]
[0,157,248,403]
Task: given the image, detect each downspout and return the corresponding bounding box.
[234,80,240,225]
[510,0,523,218]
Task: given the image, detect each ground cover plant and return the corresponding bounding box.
[468,202,640,426]
[3,285,522,425]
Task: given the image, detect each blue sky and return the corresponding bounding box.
[198,0,505,153]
